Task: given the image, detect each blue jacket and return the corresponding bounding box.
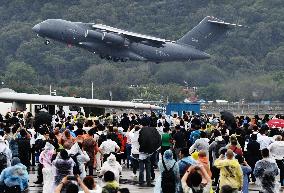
[0,163,29,191]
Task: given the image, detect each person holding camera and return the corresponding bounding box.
[214,149,243,193]
[54,175,91,193]
[181,164,211,193]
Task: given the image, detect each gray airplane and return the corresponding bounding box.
[32,16,241,63]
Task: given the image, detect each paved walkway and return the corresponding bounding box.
[26,165,277,193]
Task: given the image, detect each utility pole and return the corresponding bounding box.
[91,81,94,99]
[49,85,56,96]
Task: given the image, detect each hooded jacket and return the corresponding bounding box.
[100,154,122,182]
[254,157,280,193]
[268,141,284,160]
[53,156,74,185]
[0,159,29,191]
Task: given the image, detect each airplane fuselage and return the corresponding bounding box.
[33,19,210,62]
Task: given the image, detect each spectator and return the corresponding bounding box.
[39,142,55,193]
[189,131,209,155]
[83,130,98,176]
[54,176,91,193]
[102,171,119,193]
[257,129,274,150]
[268,134,284,186]
[214,149,243,192]
[53,149,75,185]
[154,149,179,193]
[129,125,140,180]
[17,129,31,169]
[246,134,261,183]
[254,148,280,193]
[0,157,29,192]
[161,127,171,155]
[181,164,211,193]
[79,176,102,193]
[0,136,12,171]
[228,140,243,156]
[173,125,186,160]
[197,150,212,182]
[100,153,122,183]
[177,147,196,177]
[69,142,90,178]
[99,134,120,162]
[235,155,251,193]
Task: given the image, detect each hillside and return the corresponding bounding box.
[0,0,283,102]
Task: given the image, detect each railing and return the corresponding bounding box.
[201,103,284,116]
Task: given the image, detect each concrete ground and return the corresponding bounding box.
[26,165,268,193]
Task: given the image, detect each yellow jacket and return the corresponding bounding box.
[214,158,243,190]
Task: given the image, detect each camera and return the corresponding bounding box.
[67,176,77,181]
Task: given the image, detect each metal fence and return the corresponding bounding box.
[201,103,284,116]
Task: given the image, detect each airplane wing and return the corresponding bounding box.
[92,24,172,46]
[0,89,161,110]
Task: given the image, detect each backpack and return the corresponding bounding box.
[0,150,7,173]
[70,153,81,175]
[214,140,226,158]
[161,157,176,193]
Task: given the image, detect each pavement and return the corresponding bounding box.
[26,165,279,193]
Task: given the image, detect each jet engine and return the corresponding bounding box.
[87,30,127,46]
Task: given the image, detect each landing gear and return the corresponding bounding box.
[113,58,119,62]
[120,58,128,62]
[44,39,50,45]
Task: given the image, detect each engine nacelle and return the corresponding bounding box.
[87,30,127,46]
[87,30,103,40]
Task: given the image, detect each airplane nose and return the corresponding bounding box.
[32,24,41,34]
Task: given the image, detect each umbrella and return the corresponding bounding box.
[220,111,236,125]
[267,119,284,128]
[139,127,161,154]
[34,111,52,129]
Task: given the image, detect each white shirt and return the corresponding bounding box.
[27,128,36,145]
[130,129,140,155]
[257,135,274,150]
[99,139,119,154]
[125,131,133,144]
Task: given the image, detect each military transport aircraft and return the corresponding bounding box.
[32,16,242,63]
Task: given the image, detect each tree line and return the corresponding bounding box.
[0,0,283,102]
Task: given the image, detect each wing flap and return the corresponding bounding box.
[92,24,171,45]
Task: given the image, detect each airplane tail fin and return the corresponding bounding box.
[177,16,242,50]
